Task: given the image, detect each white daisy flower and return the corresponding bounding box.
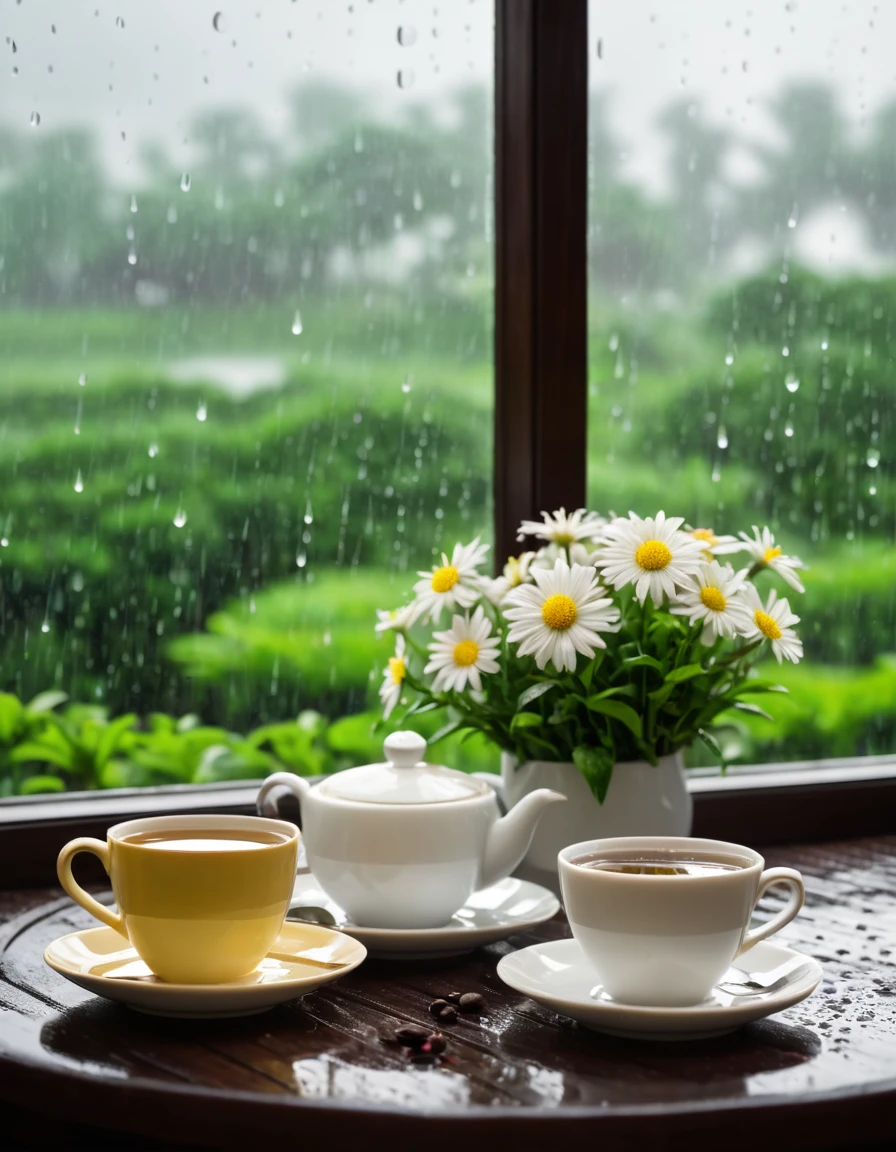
[670,562,752,645]
[503,561,620,673]
[688,527,742,558]
[378,635,407,718]
[517,507,606,546]
[738,526,806,593]
[738,585,803,664]
[593,511,707,607]
[480,550,538,607]
[531,542,598,570]
[375,602,419,634]
[411,537,489,624]
[424,606,501,693]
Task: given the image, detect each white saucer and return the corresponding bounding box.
[496,938,822,1040]
[44,921,367,1018]
[288,874,560,959]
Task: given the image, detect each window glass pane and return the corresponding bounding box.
[0,1,494,790]
[588,0,894,764]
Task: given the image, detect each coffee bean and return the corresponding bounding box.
[429,998,450,1017]
[422,1032,447,1055]
[436,1004,458,1024]
[445,992,463,1005]
[394,1025,432,1048]
[458,992,485,1014]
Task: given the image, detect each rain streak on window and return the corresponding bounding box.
[587,0,894,765]
[0,1,494,791]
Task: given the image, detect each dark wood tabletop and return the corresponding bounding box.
[1,837,895,1152]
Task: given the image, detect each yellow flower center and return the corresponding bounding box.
[431,565,460,593]
[754,610,782,641]
[453,639,480,667]
[388,657,407,684]
[541,593,578,631]
[505,557,523,587]
[553,531,575,546]
[700,586,727,612]
[691,528,717,545]
[763,545,782,564]
[635,539,673,571]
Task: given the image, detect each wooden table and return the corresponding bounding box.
[1,837,894,1151]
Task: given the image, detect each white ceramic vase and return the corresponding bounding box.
[500,751,693,895]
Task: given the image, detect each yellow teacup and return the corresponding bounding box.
[57,814,299,984]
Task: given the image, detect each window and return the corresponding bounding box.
[0,1,494,792]
[588,0,895,766]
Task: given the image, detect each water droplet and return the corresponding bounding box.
[173,506,187,528]
[127,247,137,266]
[397,68,415,89]
[10,41,17,54]
[401,374,413,394]
[785,421,794,438]
[0,538,8,548]
[74,469,84,493]
[821,339,829,351]
[291,309,303,335]
[296,550,307,568]
[788,203,799,228]
[41,621,50,634]
[609,332,619,352]
[596,38,603,59]
[129,193,138,213]
[412,189,423,211]
[30,111,40,127]
[725,353,734,366]
[867,448,881,468]
[397,25,417,46]
[148,443,159,458]
[180,172,191,192]
[785,373,800,393]
[354,131,364,153]
[196,401,207,422]
[166,204,178,224]
[304,499,313,525]
[781,345,790,357]
[870,485,878,496]
[78,372,87,387]
[116,16,125,29]
[717,426,729,449]
[213,11,226,33]
[322,630,332,647]
[273,188,285,208]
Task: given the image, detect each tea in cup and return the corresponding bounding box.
[558,835,806,1007]
[57,814,299,983]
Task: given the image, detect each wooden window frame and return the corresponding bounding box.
[0,0,892,888]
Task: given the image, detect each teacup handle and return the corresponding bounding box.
[737,866,805,955]
[57,838,127,937]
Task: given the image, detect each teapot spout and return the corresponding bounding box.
[480,788,565,889]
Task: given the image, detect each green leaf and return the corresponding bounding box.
[697,729,724,764]
[732,681,789,696]
[578,661,596,692]
[428,719,463,745]
[95,713,138,769]
[664,664,705,685]
[516,681,559,710]
[8,742,75,771]
[510,712,545,731]
[584,697,643,740]
[623,654,665,674]
[0,693,24,744]
[733,701,774,721]
[573,745,615,805]
[26,690,69,715]
[19,774,66,795]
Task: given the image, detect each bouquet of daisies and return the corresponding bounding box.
[374,508,806,802]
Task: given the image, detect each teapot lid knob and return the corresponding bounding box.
[384,731,427,769]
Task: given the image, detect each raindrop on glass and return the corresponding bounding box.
[717,425,729,450]
[401,374,413,394]
[867,448,881,468]
[180,172,192,192]
[127,247,137,266]
[41,621,50,634]
[609,332,619,352]
[167,204,178,224]
[296,550,307,569]
[213,12,226,33]
[596,38,603,59]
[116,16,125,29]
[196,401,207,422]
[397,26,417,46]
[725,353,734,366]
[412,189,423,211]
[173,506,187,528]
[303,499,313,525]
[781,345,790,357]
[821,339,829,351]
[397,68,415,89]
[74,469,84,493]
[785,374,800,393]
[148,443,159,458]
[129,194,138,213]
[10,41,16,54]
[30,111,40,127]
[291,309,303,335]
[784,421,794,438]
[273,188,285,208]
[1,539,8,548]
[787,203,799,229]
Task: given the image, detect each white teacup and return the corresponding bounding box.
[558,835,806,1007]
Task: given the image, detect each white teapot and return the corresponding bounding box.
[256,731,565,929]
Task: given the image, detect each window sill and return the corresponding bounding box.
[2,757,894,888]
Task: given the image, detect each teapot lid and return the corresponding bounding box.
[318,731,490,805]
